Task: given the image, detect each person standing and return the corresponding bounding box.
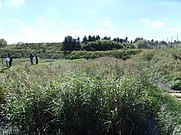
[8,54,13,68]
[30,53,34,65]
[6,53,13,68]
[35,54,38,65]
[5,57,10,68]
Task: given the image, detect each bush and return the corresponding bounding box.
[0,87,6,119]
[170,80,181,90]
[1,57,181,135]
[2,64,155,134]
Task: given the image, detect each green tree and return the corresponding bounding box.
[88,35,92,42]
[159,40,168,48]
[134,37,143,43]
[95,35,100,40]
[124,37,128,42]
[135,40,147,49]
[82,36,88,43]
[62,36,73,51]
[62,36,81,51]
[0,39,7,47]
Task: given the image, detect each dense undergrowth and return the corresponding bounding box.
[0,55,181,135]
[135,48,181,90]
[0,44,141,60]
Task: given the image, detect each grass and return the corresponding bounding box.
[135,48,181,90]
[0,52,181,134]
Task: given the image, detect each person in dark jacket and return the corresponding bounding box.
[35,54,38,65]
[30,53,34,65]
[8,53,13,68]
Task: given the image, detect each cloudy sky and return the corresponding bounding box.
[0,0,181,44]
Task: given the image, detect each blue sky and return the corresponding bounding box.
[0,0,181,44]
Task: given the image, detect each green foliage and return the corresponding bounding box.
[62,36,81,51]
[65,49,141,60]
[171,49,181,60]
[134,40,148,49]
[0,39,7,48]
[81,40,123,51]
[170,80,181,90]
[0,46,141,60]
[0,87,6,120]
[135,48,181,90]
[136,50,155,61]
[172,125,181,135]
[0,57,181,135]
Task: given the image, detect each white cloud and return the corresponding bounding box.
[36,18,48,29]
[19,24,70,43]
[96,19,112,35]
[10,18,88,43]
[95,29,108,36]
[167,27,177,32]
[11,0,25,7]
[103,19,111,27]
[167,25,181,34]
[152,21,164,28]
[140,18,164,28]
[22,27,33,34]
[92,19,112,36]
[0,2,2,10]
[140,18,150,24]
[70,29,87,37]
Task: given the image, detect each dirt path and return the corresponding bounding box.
[157,81,181,101]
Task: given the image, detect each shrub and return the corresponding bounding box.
[1,56,181,135]
[170,80,181,90]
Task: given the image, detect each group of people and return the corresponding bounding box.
[1,53,13,68]
[30,53,38,65]
[1,53,39,69]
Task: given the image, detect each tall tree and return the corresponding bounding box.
[62,36,73,51]
[103,36,111,40]
[124,37,128,42]
[135,40,147,49]
[96,35,100,40]
[92,35,96,41]
[74,37,81,50]
[82,36,88,43]
[62,36,81,51]
[119,38,123,43]
[0,39,7,47]
[134,37,143,43]
[88,35,92,42]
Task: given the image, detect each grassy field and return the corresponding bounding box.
[0,49,181,135]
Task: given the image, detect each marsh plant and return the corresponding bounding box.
[0,57,181,135]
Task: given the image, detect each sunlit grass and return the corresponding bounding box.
[0,55,181,135]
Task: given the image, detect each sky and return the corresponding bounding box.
[0,0,181,44]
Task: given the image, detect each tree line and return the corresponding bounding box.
[62,35,181,51]
[0,39,7,47]
[1,36,181,51]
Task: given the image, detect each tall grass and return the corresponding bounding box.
[0,57,181,135]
